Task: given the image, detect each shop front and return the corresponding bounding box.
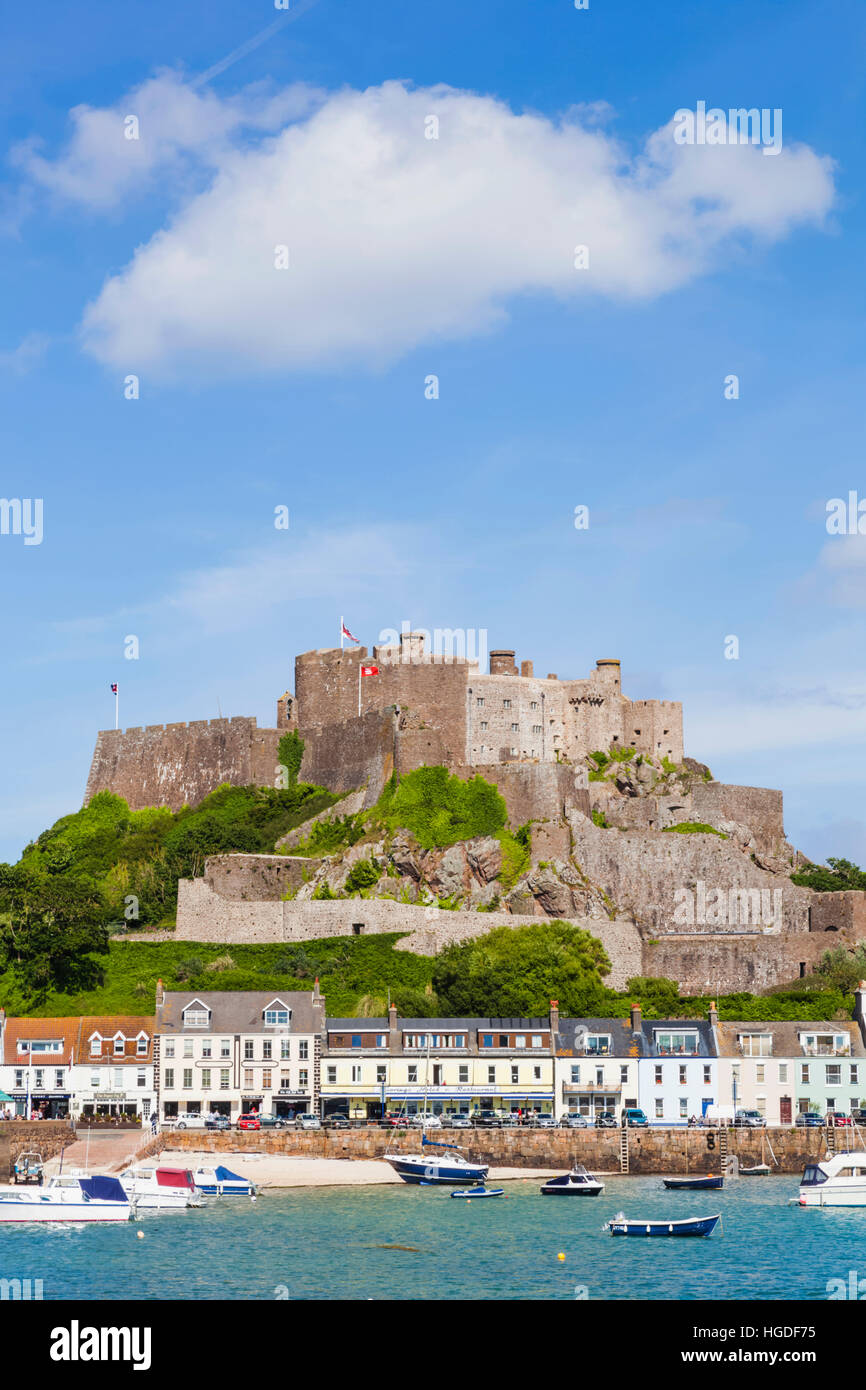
[273,1088,311,1118]
[386,1085,554,1119]
[80,1090,144,1121]
[10,1091,70,1119]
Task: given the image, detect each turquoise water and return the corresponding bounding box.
[1,1177,862,1300]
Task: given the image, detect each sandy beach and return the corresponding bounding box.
[157,1150,563,1188]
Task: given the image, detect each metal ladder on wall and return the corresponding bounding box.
[826,1123,836,1154]
[718,1125,728,1170]
[619,1127,629,1173]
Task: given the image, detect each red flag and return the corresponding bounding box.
[341,621,358,643]
[110,683,118,694]
[360,665,378,677]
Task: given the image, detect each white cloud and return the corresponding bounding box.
[31,78,834,377]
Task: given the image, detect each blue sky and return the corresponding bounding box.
[1,0,865,866]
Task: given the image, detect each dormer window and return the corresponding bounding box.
[113,1037,125,1055]
[264,1002,291,1027]
[89,1036,102,1057]
[182,1001,210,1028]
[136,1036,148,1056]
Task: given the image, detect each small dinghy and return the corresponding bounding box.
[541,1163,604,1196]
[662,1175,723,1190]
[605,1211,721,1238]
[739,1164,771,1177]
[450,1185,505,1199]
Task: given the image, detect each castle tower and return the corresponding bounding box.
[593,658,622,693]
[489,650,518,676]
[276,691,295,729]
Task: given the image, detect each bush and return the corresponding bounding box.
[662,822,726,838]
[377,766,507,850]
[344,858,381,893]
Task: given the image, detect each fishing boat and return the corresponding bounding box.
[450,1185,505,1199]
[540,1163,605,1196]
[662,1175,724,1191]
[0,1174,132,1223]
[605,1211,721,1238]
[799,1151,866,1207]
[191,1165,257,1197]
[118,1165,205,1209]
[386,1136,489,1186]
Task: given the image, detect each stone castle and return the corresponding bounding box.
[84,636,866,997]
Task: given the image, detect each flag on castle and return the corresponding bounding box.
[340,618,358,646]
[360,665,378,678]
[110,683,118,694]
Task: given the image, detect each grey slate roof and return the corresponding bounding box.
[159,991,317,1034]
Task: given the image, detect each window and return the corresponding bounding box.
[488,1066,496,1084]
[851,1064,859,1084]
[136,1069,146,1089]
[571,1065,581,1083]
[351,1035,362,1047]
[183,1039,194,1058]
[480,721,488,731]
[801,1064,810,1084]
[281,1039,291,1059]
[14,1069,24,1088]
[182,1069,193,1090]
[826,1065,841,1086]
[679,1098,688,1119]
[655,1098,664,1118]
[90,1072,99,1088]
[164,1040,175,1059]
[530,701,538,710]
[511,1066,519,1084]
[244,1069,254,1089]
[244,1040,254,1061]
[503,699,511,709]
[201,1069,211,1090]
[533,1066,542,1081]
[137,1036,148,1056]
[408,1065,418,1083]
[183,1008,209,1028]
[201,1041,211,1059]
[113,1069,123,1089]
[756,1065,765,1084]
[299,1041,309,1060]
[703,1065,711,1084]
[351,1066,361,1083]
[220,1040,231,1059]
[510,748,517,756]
[654,1065,663,1085]
[34,1069,44,1089]
[679,1065,687,1084]
[262,1070,272,1090]
[219,1070,230,1090]
[778,1064,788,1083]
[739,1033,772,1057]
[620,1066,628,1083]
[654,1031,699,1055]
[113,1037,125,1056]
[54,1069,64,1088]
[376,1066,386,1083]
[262,1041,272,1061]
[89,1037,101,1057]
[532,1035,543,1048]
[264,1008,289,1027]
[532,724,542,735]
[511,723,518,732]
[299,1070,308,1088]
[596,1067,604,1086]
[164,1069,175,1089]
[515,1035,526,1049]
[326,1066,337,1085]
[476,697,484,707]
[459,1065,469,1083]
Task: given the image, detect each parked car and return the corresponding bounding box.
[499,1113,519,1127]
[324,1115,352,1129]
[561,1113,589,1128]
[204,1115,231,1131]
[621,1108,649,1128]
[852,1109,866,1125]
[795,1111,823,1128]
[237,1114,261,1131]
[170,1114,209,1130]
[444,1114,472,1129]
[531,1114,556,1129]
[294,1113,321,1130]
[473,1110,502,1128]
[831,1112,854,1127]
[595,1112,618,1129]
[733,1110,767,1128]
[410,1113,441,1128]
[257,1114,289,1129]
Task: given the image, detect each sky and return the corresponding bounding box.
[1,0,865,866]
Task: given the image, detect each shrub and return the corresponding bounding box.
[662,822,726,838]
[344,858,381,893]
[377,766,507,850]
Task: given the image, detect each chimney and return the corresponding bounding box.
[388,1002,400,1054]
[546,673,558,681]
[630,1002,642,1034]
[312,977,326,1034]
[489,650,518,677]
[708,999,719,1029]
[520,659,534,679]
[155,978,165,1010]
[549,999,560,1037]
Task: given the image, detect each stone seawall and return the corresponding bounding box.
[0,1121,77,1181]
[146,1125,834,1175]
[168,884,642,988]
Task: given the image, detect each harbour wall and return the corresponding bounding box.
[149,1126,836,1175]
[0,1121,77,1180]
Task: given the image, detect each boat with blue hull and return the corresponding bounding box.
[0,1174,132,1224]
[451,1186,504,1199]
[605,1211,721,1238]
[541,1164,604,1196]
[192,1166,257,1197]
[386,1136,489,1186]
[662,1175,723,1191]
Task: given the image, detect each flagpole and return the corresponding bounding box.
[115,684,119,730]
[340,616,344,651]
[358,660,361,717]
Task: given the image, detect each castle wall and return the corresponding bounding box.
[807,892,866,935]
[451,762,590,827]
[643,931,858,995]
[200,854,324,900]
[590,781,786,857]
[85,718,281,812]
[171,880,642,988]
[298,708,396,804]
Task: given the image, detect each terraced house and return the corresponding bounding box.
[154,984,325,1123]
[0,1012,155,1120]
[715,1013,866,1124]
[321,1005,555,1120]
[552,1013,640,1121]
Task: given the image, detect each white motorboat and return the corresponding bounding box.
[799,1151,866,1207]
[540,1163,605,1196]
[0,1174,132,1223]
[386,1137,489,1186]
[118,1164,205,1209]
[191,1165,256,1197]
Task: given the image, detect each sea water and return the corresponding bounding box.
[0,1177,859,1301]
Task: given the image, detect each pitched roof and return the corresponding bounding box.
[75,1016,155,1065]
[2,1017,81,1064]
[716,1020,866,1058]
[159,991,318,1034]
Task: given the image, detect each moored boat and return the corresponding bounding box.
[662,1175,724,1190]
[605,1211,721,1237]
[0,1174,132,1223]
[541,1164,605,1196]
[450,1185,504,1199]
[386,1135,489,1186]
[118,1165,204,1209]
[739,1164,771,1176]
[192,1165,257,1197]
[799,1151,866,1207]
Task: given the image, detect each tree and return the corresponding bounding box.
[0,866,109,1002]
[431,921,614,1016]
[814,945,866,995]
[791,857,866,892]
